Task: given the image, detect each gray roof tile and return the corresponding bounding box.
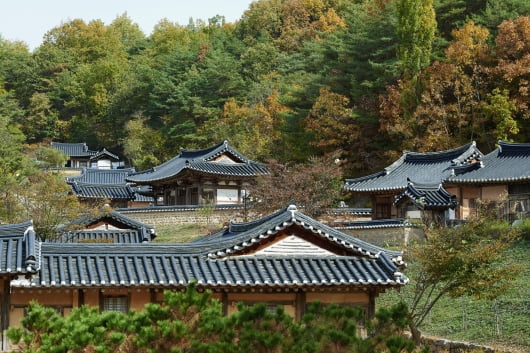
[70,182,136,200]
[67,168,136,184]
[9,205,408,290]
[28,244,406,288]
[447,141,530,184]
[51,142,94,157]
[126,140,268,184]
[344,142,482,192]
[0,221,39,275]
[68,210,155,233]
[48,230,151,244]
[394,180,458,209]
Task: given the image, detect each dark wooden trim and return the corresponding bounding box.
[1,278,10,350]
[221,291,228,316]
[367,289,376,319]
[295,290,306,321]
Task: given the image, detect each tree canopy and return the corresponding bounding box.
[8,282,425,353]
[1,1,529,176]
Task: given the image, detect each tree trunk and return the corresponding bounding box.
[408,313,422,344]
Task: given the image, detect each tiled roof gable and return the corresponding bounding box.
[344,142,482,192]
[394,180,458,209]
[195,205,404,264]
[0,221,39,275]
[126,140,267,184]
[446,141,530,184]
[51,142,93,157]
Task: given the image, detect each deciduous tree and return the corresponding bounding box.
[248,154,343,217]
[404,204,522,343]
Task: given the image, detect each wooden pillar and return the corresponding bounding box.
[1,279,10,351]
[198,180,203,205]
[213,180,218,204]
[150,289,157,303]
[221,291,228,316]
[78,289,85,307]
[295,291,306,321]
[367,290,376,319]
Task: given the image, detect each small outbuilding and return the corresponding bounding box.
[126,140,268,206]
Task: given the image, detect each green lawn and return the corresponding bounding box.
[153,223,223,243]
[377,240,530,353]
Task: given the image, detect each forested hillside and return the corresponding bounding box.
[1,0,530,176]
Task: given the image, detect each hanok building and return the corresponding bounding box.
[445,141,530,221]
[2,205,407,349]
[393,180,458,225]
[55,209,157,243]
[51,142,120,169]
[67,168,153,208]
[126,140,268,206]
[344,142,483,221]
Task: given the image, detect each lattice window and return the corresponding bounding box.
[102,296,128,313]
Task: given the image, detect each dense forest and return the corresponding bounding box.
[1,0,530,176]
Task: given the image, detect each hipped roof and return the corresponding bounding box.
[126,140,268,184]
[344,142,482,193]
[10,205,407,290]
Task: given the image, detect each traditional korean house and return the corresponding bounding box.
[0,221,38,349]
[4,205,407,350]
[126,140,268,206]
[51,142,120,169]
[393,180,458,226]
[344,142,482,220]
[67,168,153,208]
[53,209,157,243]
[445,141,530,221]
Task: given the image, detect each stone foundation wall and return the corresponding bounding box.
[337,227,425,247]
[420,336,509,353]
[119,207,425,247]
[119,207,250,227]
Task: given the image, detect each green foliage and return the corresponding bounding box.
[9,282,424,353]
[1,0,529,171]
[396,208,523,343]
[34,146,68,169]
[396,0,437,78]
[378,240,530,351]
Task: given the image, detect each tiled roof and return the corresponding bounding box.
[344,142,482,193]
[67,168,136,184]
[0,221,39,275]
[327,208,372,216]
[117,204,242,214]
[48,229,152,244]
[67,210,155,234]
[89,148,119,161]
[51,142,95,157]
[6,205,408,290]
[67,169,153,203]
[70,182,136,200]
[447,141,530,184]
[394,180,458,209]
[126,140,268,184]
[23,243,407,288]
[332,219,407,230]
[194,205,404,263]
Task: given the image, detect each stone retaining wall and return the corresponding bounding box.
[119,207,250,227]
[119,207,423,246]
[421,336,510,353]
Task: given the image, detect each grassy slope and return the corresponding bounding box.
[153,223,223,243]
[377,240,530,353]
